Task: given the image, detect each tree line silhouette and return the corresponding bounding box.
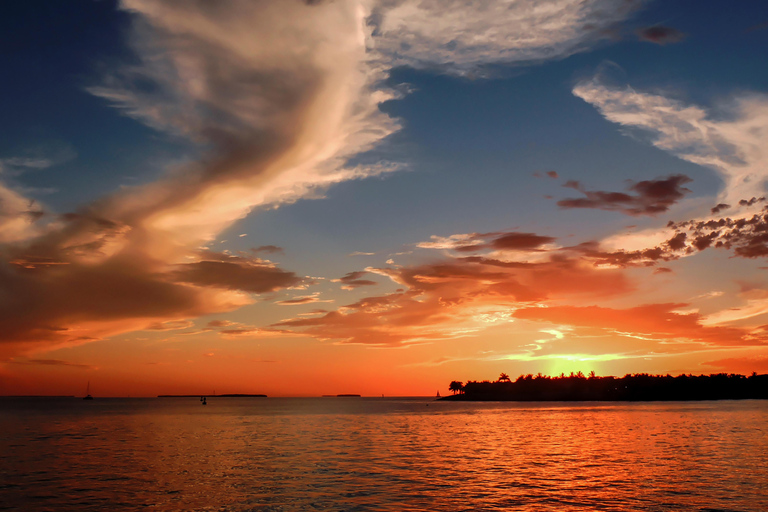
[444,371,768,401]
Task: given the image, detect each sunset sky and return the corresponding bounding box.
[2,0,768,396]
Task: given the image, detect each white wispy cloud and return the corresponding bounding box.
[0,145,76,176]
[371,0,644,73]
[574,77,768,205]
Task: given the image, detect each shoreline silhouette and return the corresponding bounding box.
[441,372,768,401]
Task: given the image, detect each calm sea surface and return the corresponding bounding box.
[0,397,766,511]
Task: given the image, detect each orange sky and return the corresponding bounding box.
[2,0,768,396]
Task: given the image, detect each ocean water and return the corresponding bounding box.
[1,397,766,511]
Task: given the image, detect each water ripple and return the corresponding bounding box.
[0,398,766,511]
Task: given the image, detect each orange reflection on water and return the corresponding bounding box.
[1,398,766,511]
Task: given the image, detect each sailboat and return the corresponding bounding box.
[83,381,94,400]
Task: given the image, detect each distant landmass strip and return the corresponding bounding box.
[157,394,267,398]
[0,396,75,398]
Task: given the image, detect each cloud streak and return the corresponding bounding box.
[557,175,692,216]
[333,271,378,290]
[168,251,305,294]
[636,25,686,45]
[8,358,95,370]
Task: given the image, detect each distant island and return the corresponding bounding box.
[1,396,75,398]
[322,394,362,397]
[157,394,267,398]
[440,372,768,401]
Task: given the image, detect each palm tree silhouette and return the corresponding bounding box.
[449,381,464,395]
[498,373,511,382]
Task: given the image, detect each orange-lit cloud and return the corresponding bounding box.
[0,248,253,357]
[275,293,333,306]
[275,231,633,346]
[514,303,767,347]
[275,220,768,353]
[0,0,650,359]
[0,183,44,243]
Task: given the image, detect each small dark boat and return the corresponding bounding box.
[83,381,94,400]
